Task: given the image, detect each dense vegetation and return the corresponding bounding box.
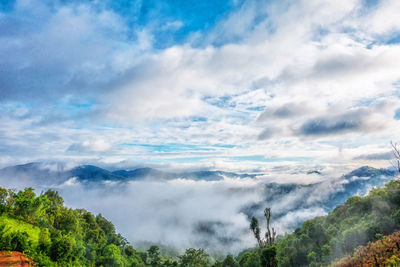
[217,179,400,267]
[276,179,400,266]
[0,187,151,266]
[2,179,400,266]
[331,231,400,266]
[0,186,224,266]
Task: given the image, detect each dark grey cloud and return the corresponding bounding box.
[257,102,312,122]
[353,151,392,160]
[257,101,395,140]
[297,106,387,137]
[299,118,362,136]
[258,127,276,140]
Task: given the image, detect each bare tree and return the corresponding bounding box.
[250,207,278,267]
[264,208,276,247]
[250,207,276,249]
[391,141,400,175]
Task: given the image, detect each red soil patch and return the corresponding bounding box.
[0,251,34,267]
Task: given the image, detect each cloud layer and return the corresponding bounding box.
[1,0,400,171]
[0,163,394,253]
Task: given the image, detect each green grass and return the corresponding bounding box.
[0,214,41,245]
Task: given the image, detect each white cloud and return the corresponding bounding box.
[1,0,400,173]
[68,139,112,152]
[365,0,400,35]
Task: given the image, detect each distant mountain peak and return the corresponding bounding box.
[345,166,394,178]
[0,162,396,187]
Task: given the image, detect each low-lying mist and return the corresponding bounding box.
[0,163,394,254]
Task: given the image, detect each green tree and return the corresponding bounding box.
[261,247,277,267]
[179,248,211,267]
[0,187,8,213]
[250,217,262,248]
[101,244,125,266]
[222,254,238,267]
[14,187,36,219]
[125,245,146,267]
[307,251,318,267]
[9,231,30,252]
[96,213,119,245]
[162,258,179,267]
[5,189,16,210]
[50,233,82,263]
[54,208,79,233]
[249,208,277,267]
[44,189,64,207]
[238,252,260,267]
[147,245,162,267]
[0,186,151,266]
[38,228,51,252]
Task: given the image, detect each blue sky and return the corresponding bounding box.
[1,0,400,175]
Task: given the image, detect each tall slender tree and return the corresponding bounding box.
[250,207,277,267]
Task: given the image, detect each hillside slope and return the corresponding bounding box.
[0,187,147,266]
[331,231,400,267]
[0,215,40,246]
[276,179,400,266]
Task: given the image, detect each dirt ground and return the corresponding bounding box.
[0,251,34,267]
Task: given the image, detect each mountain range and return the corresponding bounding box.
[239,166,397,226]
[0,163,396,216]
[0,162,257,185]
[0,162,398,247]
[0,162,395,186]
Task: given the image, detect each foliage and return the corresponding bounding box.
[179,248,211,267]
[0,185,220,267]
[331,231,400,267]
[99,244,125,266]
[0,226,30,252]
[249,207,277,267]
[148,245,162,267]
[276,180,400,266]
[0,215,41,245]
[0,186,146,266]
[261,246,277,267]
[237,252,260,267]
[250,208,276,250]
[3,179,400,266]
[212,254,239,267]
[222,254,239,267]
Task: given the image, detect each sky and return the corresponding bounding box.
[1,0,400,175]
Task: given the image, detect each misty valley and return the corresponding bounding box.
[1,162,400,266]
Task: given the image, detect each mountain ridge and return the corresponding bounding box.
[0,163,394,185]
[0,162,258,184]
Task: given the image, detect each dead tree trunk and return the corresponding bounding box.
[264,208,276,247]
